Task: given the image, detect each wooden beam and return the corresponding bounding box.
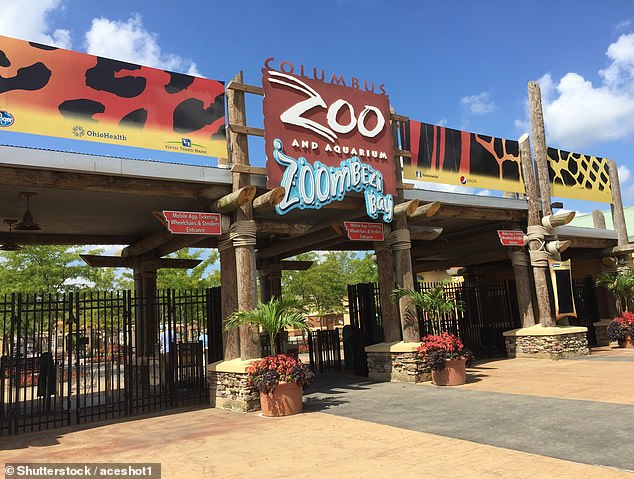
[261,260,314,274]
[256,221,314,236]
[410,226,443,241]
[80,255,133,268]
[80,255,201,269]
[213,185,256,213]
[253,187,285,211]
[434,204,525,221]
[227,81,264,95]
[280,260,314,270]
[229,124,265,137]
[122,230,173,258]
[257,227,344,260]
[158,258,202,269]
[402,182,415,190]
[409,201,441,220]
[12,233,141,246]
[0,165,230,200]
[230,164,267,175]
[154,234,214,258]
[390,113,409,122]
[394,150,412,158]
[394,200,419,217]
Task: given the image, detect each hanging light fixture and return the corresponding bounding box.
[14,191,42,231]
[0,219,22,251]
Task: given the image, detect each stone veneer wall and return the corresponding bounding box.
[367,351,431,383]
[208,371,260,413]
[505,332,589,359]
[593,320,611,347]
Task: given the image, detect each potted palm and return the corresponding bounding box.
[391,283,469,385]
[224,297,314,416]
[595,271,634,314]
[391,282,463,335]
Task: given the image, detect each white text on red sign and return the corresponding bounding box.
[163,211,222,235]
[344,221,384,241]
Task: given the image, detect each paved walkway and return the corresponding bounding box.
[1,348,633,478]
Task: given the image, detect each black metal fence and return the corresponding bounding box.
[0,287,221,436]
[347,283,384,376]
[417,280,521,358]
[571,277,599,347]
[308,329,342,373]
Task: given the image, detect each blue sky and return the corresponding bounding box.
[2,0,634,215]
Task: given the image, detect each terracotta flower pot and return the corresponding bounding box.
[617,334,634,349]
[431,358,467,386]
[259,382,303,417]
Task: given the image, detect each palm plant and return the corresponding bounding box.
[391,282,463,336]
[224,297,310,355]
[595,271,634,314]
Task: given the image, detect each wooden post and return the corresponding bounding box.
[220,242,240,360]
[528,81,552,217]
[133,257,158,357]
[608,160,629,247]
[519,133,554,327]
[375,239,401,343]
[592,210,607,229]
[227,71,259,360]
[392,214,419,342]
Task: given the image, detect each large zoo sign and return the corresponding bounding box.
[262,58,395,222]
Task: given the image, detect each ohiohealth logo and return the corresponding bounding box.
[72,125,85,137]
[0,111,15,127]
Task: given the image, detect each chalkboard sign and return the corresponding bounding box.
[548,259,577,320]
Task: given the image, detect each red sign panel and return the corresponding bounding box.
[163,211,222,235]
[344,221,384,241]
[497,230,527,246]
[262,61,395,223]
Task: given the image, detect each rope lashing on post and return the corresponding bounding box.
[527,225,549,267]
[230,220,257,247]
[508,248,529,267]
[386,229,411,251]
[217,220,257,250]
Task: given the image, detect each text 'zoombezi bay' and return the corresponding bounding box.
[273,139,394,222]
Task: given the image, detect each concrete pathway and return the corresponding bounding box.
[0,348,633,478]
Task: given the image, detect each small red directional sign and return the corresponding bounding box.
[163,211,222,235]
[497,230,527,246]
[344,221,384,241]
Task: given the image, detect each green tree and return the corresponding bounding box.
[156,248,220,290]
[282,251,378,316]
[0,245,123,293]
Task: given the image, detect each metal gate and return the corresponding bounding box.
[0,287,221,436]
[417,280,521,358]
[347,283,384,376]
[571,277,598,347]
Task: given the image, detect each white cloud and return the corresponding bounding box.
[460,92,495,115]
[84,14,201,75]
[0,0,71,48]
[618,164,631,184]
[436,118,448,127]
[522,33,634,150]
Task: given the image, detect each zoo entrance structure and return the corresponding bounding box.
[0,37,630,429]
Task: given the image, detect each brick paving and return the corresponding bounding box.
[1,346,633,478]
